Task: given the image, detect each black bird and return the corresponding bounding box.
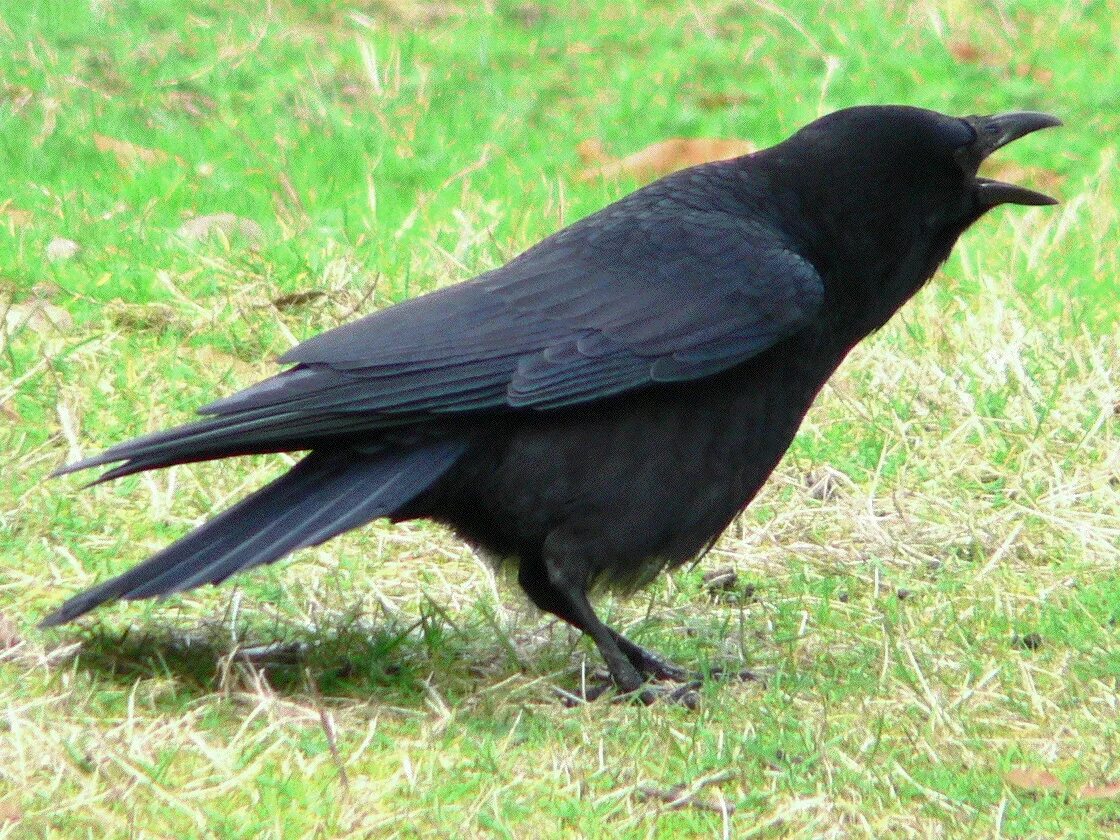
[43,106,1060,698]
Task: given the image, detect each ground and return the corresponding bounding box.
[1,0,1118,836]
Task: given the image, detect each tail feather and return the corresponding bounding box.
[39,441,465,627]
[52,408,414,485]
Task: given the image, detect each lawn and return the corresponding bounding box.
[1,0,1118,836]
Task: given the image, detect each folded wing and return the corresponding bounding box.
[62,174,824,480]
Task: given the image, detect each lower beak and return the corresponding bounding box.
[975,177,1060,207]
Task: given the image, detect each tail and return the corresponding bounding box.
[40,441,466,627]
[52,406,413,485]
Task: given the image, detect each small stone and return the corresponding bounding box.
[45,237,80,262]
[703,567,739,594]
[4,300,73,340]
[177,212,264,244]
[805,467,842,501]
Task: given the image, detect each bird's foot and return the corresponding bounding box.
[614,633,761,686]
[623,646,694,683]
[564,656,759,708]
[563,671,699,707]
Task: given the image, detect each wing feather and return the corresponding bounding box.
[201,183,822,423]
[65,166,825,481]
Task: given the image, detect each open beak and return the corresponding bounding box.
[966,111,1063,208]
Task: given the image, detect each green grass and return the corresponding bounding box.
[2,0,1118,836]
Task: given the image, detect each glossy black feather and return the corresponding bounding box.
[202,176,822,420]
[44,105,1059,697]
[40,442,465,627]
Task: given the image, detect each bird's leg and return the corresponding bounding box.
[518,540,743,705]
[518,547,649,700]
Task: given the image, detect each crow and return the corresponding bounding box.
[43,105,1060,699]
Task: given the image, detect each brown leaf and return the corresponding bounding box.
[696,92,752,109]
[949,40,986,64]
[93,133,170,167]
[1005,768,1063,794]
[105,301,185,332]
[0,801,21,826]
[2,83,33,115]
[575,138,608,165]
[578,138,756,183]
[163,89,216,119]
[1077,781,1120,800]
[0,202,32,228]
[0,614,21,650]
[510,3,544,27]
[271,290,326,310]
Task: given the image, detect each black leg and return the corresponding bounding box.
[516,538,748,705]
[517,547,648,698]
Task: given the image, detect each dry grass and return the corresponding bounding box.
[4,202,1117,836]
[2,0,1118,836]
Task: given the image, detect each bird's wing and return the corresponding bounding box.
[57,185,824,480]
[203,195,823,419]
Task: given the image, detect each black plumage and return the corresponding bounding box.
[43,105,1060,698]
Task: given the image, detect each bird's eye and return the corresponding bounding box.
[950,120,980,172]
[955,119,978,148]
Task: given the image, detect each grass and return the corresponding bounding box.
[1,0,1118,836]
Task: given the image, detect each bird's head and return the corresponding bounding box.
[759,104,1061,322]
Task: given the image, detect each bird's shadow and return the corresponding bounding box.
[58,607,564,707]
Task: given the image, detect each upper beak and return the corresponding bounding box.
[965,111,1063,208]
